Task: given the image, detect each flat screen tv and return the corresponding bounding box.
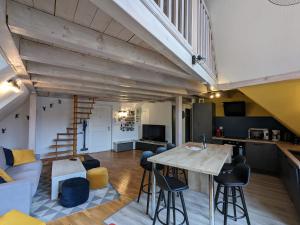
[223,101,246,117]
[142,124,165,142]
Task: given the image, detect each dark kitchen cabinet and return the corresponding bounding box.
[245,142,279,174]
[192,103,215,142]
[280,152,300,214]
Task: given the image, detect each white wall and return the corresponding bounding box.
[139,101,172,143]
[36,97,73,155]
[0,99,29,149]
[207,0,300,84]
[35,97,140,156]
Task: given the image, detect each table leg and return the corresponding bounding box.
[151,163,156,219]
[209,174,215,225]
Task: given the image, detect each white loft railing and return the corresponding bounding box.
[146,0,217,79]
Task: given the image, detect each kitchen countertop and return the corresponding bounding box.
[212,136,300,169]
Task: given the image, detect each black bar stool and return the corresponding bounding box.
[214,163,251,225]
[152,168,189,225]
[221,155,246,173]
[137,151,164,215]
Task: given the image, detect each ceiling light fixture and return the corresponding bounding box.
[268,0,300,6]
[0,79,21,93]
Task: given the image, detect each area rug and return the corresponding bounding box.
[31,175,120,222]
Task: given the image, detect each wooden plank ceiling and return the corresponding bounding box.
[7,0,207,102]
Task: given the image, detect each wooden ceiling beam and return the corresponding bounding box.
[31,74,174,98]
[19,39,206,93]
[33,81,171,100]
[27,62,188,95]
[0,0,27,77]
[35,87,161,102]
[7,0,192,80]
[34,83,169,101]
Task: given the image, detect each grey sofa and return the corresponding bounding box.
[0,147,42,215]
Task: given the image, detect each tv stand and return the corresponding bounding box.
[135,139,167,152]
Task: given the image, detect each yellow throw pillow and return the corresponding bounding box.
[0,210,46,225]
[12,149,36,166]
[0,168,13,182]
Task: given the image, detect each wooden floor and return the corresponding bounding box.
[47,150,300,225]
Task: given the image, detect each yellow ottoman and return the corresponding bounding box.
[0,210,46,225]
[87,167,108,189]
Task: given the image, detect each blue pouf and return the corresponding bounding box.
[60,177,89,208]
[82,159,100,170]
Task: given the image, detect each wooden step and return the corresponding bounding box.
[45,150,73,157]
[66,127,74,130]
[76,107,93,110]
[77,101,94,104]
[53,138,73,142]
[50,144,73,149]
[76,112,91,114]
[58,133,75,136]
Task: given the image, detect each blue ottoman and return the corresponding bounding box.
[60,177,89,208]
[82,159,100,170]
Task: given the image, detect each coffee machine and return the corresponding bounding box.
[272,130,280,141]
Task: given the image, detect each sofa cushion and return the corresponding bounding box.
[0,177,6,184]
[12,149,36,166]
[0,148,8,170]
[0,209,46,225]
[7,170,40,196]
[3,148,14,166]
[6,160,42,174]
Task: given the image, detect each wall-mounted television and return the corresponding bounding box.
[223,101,246,117]
[142,124,165,142]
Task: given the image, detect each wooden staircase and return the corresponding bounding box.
[48,96,95,158]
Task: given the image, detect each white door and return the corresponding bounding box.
[88,105,112,152]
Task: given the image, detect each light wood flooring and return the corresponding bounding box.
[46,150,300,225]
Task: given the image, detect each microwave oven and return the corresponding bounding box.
[248,128,269,140]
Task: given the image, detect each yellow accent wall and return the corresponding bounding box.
[239,79,300,136]
[209,91,271,117]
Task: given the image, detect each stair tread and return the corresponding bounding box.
[50,144,73,148]
[54,138,73,141]
[77,101,94,104]
[76,107,93,109]
[76,112,91,114]
[57,133,76,135]
[46,150,73,156]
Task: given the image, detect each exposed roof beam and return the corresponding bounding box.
[0,0,27,77]
[27,62,189,95]
[34,83,168,101]
[33,81,171,100]
[7,0,191,80]
[20,39,206,93]
[31,74,174,98]
[36,89,142,102]
[35,87,162,102]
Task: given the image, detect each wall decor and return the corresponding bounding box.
[27,115,30,120]
[2,128,6,134]
[50,103,53,108]
[42,106,46,111]
[15,114,19,119]
[58,99,62,104]
[118,110,135,132]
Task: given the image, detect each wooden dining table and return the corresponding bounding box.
[147,142,232,225]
